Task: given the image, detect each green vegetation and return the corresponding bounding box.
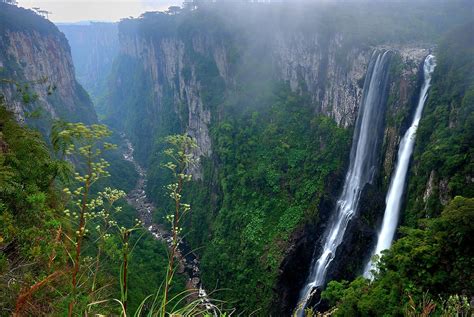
[0,100,189,315]
[405,22,474,224]
[106,5,473,313]
[319,22,474,316]
[321,196,473,316]
[147,81,350,313]
[0,102,62,313]
[3,1,470,315]
[199,91,349,313]
[158,134,197,316]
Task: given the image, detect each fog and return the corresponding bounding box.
[17,0,181,22]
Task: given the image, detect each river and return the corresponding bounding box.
[120,134,215,312]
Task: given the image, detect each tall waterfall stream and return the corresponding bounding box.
[363,55,436,277]
[295,50,392,315]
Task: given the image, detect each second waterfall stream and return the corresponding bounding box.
[295,50,392,315]
[364,54,436,277]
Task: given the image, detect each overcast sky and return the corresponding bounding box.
[17,0,181,23]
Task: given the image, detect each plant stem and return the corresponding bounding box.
[91,243,102,294]
[68,155,91,317]
[162,168,183,315]
[122,231,130,315]
[14,270,64,316]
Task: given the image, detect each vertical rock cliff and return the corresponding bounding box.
[0,3,96,129]
[106,13,373,169]
[59,22,118,108]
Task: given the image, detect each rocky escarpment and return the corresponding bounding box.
[107,20,370,172]
[119,34,213,172]
[272,32,370,127]
[0,3,96,127]
[108,14,426,174]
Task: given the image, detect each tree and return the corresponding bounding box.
[32,7,52,19]
[167,6,181,15]
[320,196,474,316]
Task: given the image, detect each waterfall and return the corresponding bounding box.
[363,55,436,278]
[295,50,391,315]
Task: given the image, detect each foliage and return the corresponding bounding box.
[100,3,473,314]
[405,21,474,223]
[145,80,350,313]
[0,104,62,314]
[160,134,198,315]
[0,103,186,315]
[321,196,474,316]
[51,122,127,316]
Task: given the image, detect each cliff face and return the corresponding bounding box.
[0,4,96,127]
[118,34,214,168]
[271,32,370,127]
[59,23,118,106]
[111,21,428,165]
[109,27,369,168]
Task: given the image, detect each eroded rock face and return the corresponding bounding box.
[0,11,96,126]
[114,24,430,178]
[59,23,119,100]
[118,34,215,178]
[114,26,373,177]
[272,32,370,127]
[118,26,372,178]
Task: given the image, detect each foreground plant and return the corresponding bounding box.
[160,134,197,315]
[88,134,228,316]
[55,122,119,316]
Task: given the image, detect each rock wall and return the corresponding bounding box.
[113,33,216,176]
[59,22,118,103]
[272,32,370,127]
[0,4,96,126]
[112,18,428,164]
[110,24,372,173]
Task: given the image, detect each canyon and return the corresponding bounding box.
[0,1,472,315]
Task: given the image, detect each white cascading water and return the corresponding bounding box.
[295,50,391,316]
[363,55,436,278]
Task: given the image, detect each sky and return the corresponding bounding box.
[17,0,182,23]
